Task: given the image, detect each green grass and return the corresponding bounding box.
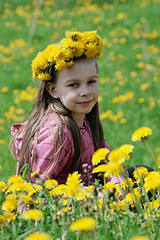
[1,0,160,179]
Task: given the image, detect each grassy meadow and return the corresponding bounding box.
[0,0,160,239]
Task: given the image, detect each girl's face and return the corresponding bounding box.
[48,58,99,125]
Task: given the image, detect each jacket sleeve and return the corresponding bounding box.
[33,125,74,181]
[11,116,74,182]
[102,139,111,151]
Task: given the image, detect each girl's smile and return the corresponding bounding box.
[46,58,99,125]
[78,100,93,106]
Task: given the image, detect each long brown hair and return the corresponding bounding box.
[9,57,104,177]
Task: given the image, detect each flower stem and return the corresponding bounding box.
[145,141,156,162]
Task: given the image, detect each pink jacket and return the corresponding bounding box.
[11,113,125,185]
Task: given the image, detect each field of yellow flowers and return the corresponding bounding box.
[0,0,160,239]
[0,130,160,239]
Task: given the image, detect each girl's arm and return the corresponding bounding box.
[11,119,74,183]
[31,126,74,182]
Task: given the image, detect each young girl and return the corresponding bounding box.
[9,31,130,188]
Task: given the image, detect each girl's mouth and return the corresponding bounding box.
[78,100,92,106]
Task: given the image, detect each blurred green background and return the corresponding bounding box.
[0,0,160,181]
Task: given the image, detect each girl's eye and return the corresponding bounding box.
[68,83,79,87]
[88,79,97,84]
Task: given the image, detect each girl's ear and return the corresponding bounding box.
[45,82,59,99]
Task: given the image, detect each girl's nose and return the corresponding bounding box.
[80,86,91,96]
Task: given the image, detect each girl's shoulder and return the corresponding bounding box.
[38,113,60,138]
[11,112,58,138]
[42,112,58,128]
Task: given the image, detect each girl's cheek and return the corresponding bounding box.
[66,91,77,98]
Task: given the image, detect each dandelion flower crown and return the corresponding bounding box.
[31,30,103,81]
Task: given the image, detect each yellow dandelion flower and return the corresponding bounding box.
[92,148,110,165]
[31,169,40,177]
[76,42,86,57]
[57,206,72,215]
[2,199,17,212]
[131,127,152,142]
[104,162,123,178]
[38,72,52,81]
[24,232,52,240]
[94,197,103,211]
[120,178,134,190]
[154,199,160,209]
[87,185,94,194]
[20,195,33,204]
[22,209,44,221]
[0,119,5,124]
[110,199,126,212]
[58,199,69,206]
[85,42,98,58]
[129,236,150,240]
[50,184,67,197]
[7,175,24,184]
[140,83,151,91]
[133,187,141,200]
[6,182,26,194]
[60,38,84,58]
[120,179,127,190]
[3,211,17,223]
[75,186,93,201]
[108,144,134,164]
[0,181,6,191]
[6,194,18,201]
[32,51,49,73]
[103,182,119,197]
[43,43,56,59]
[98,96,103,102]
[133,167,148,183]
[55,59,73,71]
[130,72,137,78]
[0,87,9,93]
[69,217,96,232]
[0,215,5,227]
[92,164,108,173]
[25,183,36,196]
[44,179,58,190]
[33,184,43,192]
[100,110,112,120]
[0,139,6,145]
[65,30,82,40]
[64,48,76,60]
[125,192,136,208]
[138,98,145,103]
[117,12,126,20]
[136,54,143,60]
[6,182,36,195]
[145,200,160,217]
[144,171,160,192]
[49,45,64,61]
[62,37,79,47]
[66,172,82,198]
[137,62,145,69]
[75,189,87,201]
